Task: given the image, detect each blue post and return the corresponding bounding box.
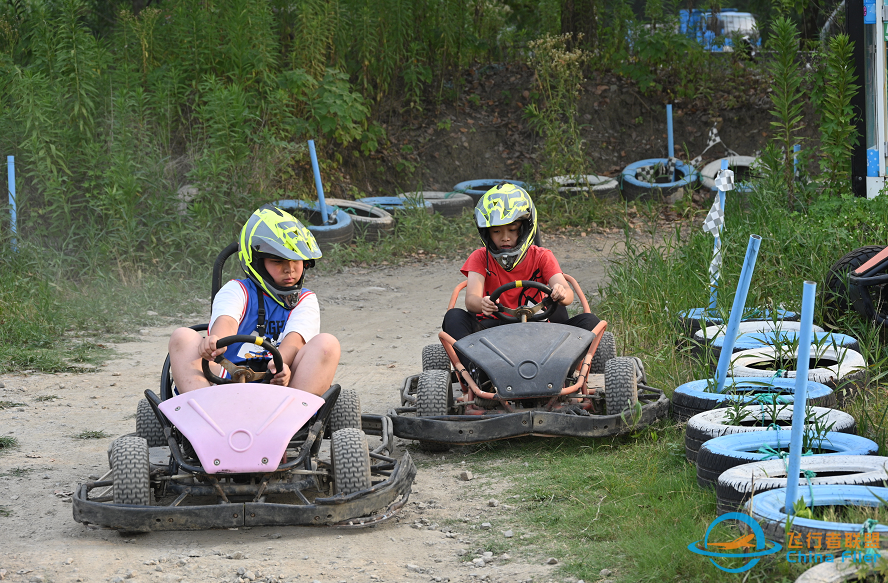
[667,104,675,181]
[307,140,329,225]
[7,156,15,250]
[708,159,730,312]
[784,280,817,515]
[793,144,801,178]
[713,234,763,393]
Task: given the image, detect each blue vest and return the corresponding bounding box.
[222,279,310,367]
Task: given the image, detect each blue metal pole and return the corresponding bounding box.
[667,104,675,181]
[714,234,763,393]
[784,280,817,516]
[708,159,730,313]
[307,140,329,225]
[7,155,16,250]
[793,144,801,178]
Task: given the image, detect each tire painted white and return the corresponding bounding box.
[728,346,866,385]
[720,455,888,497]
[687,406,855,440]
[795,561,879,583]
[700,156,758,190]
[543,175,619,194]
[694,321,824,344]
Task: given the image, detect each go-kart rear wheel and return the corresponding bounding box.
[331,428,371,495]
[422,344,451,372]
[111,436,151,506]
[604,357,638,415]
[589,331,616,374]
[329,388,362,434]
[136,399,165,448]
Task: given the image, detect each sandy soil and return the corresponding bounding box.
[0,233,630,583]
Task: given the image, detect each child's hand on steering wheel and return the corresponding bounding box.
[198,335,224,361]
[550,283,567,304]
[266,361,291,386]
[480,295,498,316]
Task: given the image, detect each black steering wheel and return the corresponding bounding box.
[201,334,285,385]
[488,280,559,323]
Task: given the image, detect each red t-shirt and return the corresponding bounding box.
[460,246,563,318]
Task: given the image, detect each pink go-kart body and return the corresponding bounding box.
[158,384,325,474]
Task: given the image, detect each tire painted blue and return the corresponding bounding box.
[748,485,888,533]
[620,158,698,190]
[678,307,800,325]
[358,196,434,213]
[711,331,859,354]
[452,179,532,203]
[674,377,833,407]
[702,430,878,464]
[271,199,352,234]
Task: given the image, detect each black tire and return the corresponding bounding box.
[825,245,887,320]
[684,405,856,463]
[421,344,451,372]
[111,436,151,506]
[400,191,474,218]
[331,428,371,495]
[604,357,638,415]
[325,198,394,242]
[716,455,888,516]
[696,430,878,490]
[416,370,453,452]
[329,388,362,434]
[589,332,616,374]
[135,399,166,448]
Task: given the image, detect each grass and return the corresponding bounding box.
[0,401,26,409]
[0,506,10,517]
[0,436,19,451]
[33,395,59,402]
[0,467,33,477]
[73,430,109,440]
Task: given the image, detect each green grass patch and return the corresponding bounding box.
[73,430,109,440]
[0,467,33,477]
[0,401,26,409]
[34,395,59,402]
[0,436,19,450]
[0,506,10,517]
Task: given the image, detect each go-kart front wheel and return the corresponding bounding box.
[111,436,151,506]
[331,428,371,495]
[417,370,452,417]
[604,357,638,415]
[136,399,165,448]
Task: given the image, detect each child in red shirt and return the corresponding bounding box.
[442,183,600,343]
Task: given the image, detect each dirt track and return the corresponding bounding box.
[0,233,627,583]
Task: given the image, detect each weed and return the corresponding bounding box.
[34,395,59,402]
[0,506,10,517]
[74,430,109,440]
[436,119,452,131]
[0,435,19,450]
[0,467,33,477]
[0,401,26,409]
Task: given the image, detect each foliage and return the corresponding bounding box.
[817,34,860,195]
[765,16,806,209]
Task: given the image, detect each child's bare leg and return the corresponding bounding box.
[168,327,213,394]
[288,333,341,396]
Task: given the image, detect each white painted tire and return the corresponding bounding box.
[693,321,824,345]
[700,156,758,190]
[717,455,888,516]
[396,191,473,218]
[728,346,867,389]
[795,561,879,582]
[684,405,856,463]
[543,175,619,197]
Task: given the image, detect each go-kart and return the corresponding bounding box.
[388,277,670,449]
[826,245,888,326]
[73,245,415,533]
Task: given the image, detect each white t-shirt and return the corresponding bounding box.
[209,280,320,346]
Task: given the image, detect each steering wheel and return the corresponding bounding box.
[201,334,285,385]
[488,280,559,323]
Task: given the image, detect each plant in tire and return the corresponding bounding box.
[331,428,371,495]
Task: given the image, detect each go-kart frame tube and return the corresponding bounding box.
[72,452,416,531]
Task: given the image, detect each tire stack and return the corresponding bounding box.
[324,199,394,242]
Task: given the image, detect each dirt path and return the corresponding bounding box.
[0,233,629,583]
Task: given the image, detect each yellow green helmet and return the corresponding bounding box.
[474,183,537,271]
[238,204,322,308]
